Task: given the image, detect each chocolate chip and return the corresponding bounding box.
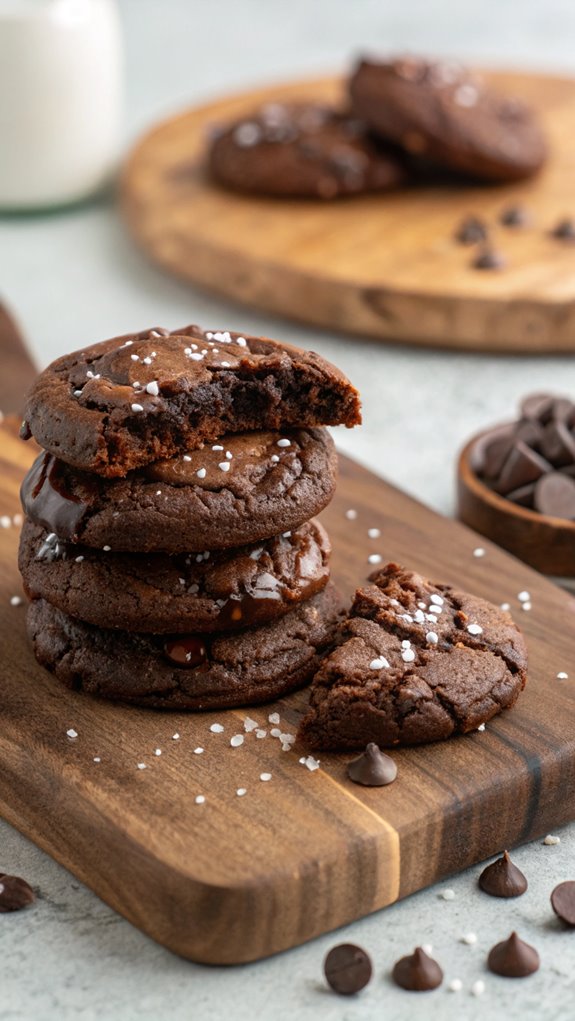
[495,441,551,495]
[551,881,575,926]
[324,943,372,995]
[500,205,529,227]
[520,392,556,423]
[454,215,488,245]
[347,743,397,786]
[551,217,575,240]
[0,874,36,912]
[506,482,536,508]
[539,421,575,466]
[472,246,506,270]
[478,850,528,898]
[482,433,514,480]
[392,947,443,991]
[534,472,575,519]
[163,636,207,667]
[487,932,540,978]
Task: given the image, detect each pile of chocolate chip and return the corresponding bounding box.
[476,392,575,520]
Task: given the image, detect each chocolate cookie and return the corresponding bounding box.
[208,102,406,198]
[22,325,361,477]
[298,562,528,750]
[26,584,344,709]
[349,57,547,182]
[21,428,337,553]
[19,517,330,634]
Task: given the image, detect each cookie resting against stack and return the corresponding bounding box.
[298,562,528,749]
[18,324,361,709]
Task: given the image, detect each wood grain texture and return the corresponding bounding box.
[0,302,36,414]
[2,420,575,963]
[121,70,575,353]
[458,430,575,576]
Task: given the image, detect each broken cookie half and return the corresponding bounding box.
[298,562,528,750]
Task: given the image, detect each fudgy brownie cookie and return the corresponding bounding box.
[21,428,337,553]
[27,584,344,709]
[349,57,547,181]
[19,518,331,633]
[208,101,406,198]
[298,562,528,749]
[22,325,361,477]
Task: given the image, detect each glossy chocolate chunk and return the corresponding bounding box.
[478,850,528,898]
[346,743,397,786]
[324,943,372,995]
[392,947,443,991]
[487,932,539,977]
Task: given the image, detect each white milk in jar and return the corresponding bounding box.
[0,0,123,208]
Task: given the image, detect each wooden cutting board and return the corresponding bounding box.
[121,70,575,353]
[2,417,575,964]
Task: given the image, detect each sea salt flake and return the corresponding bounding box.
[195,795,205,804]
[448,979,462,992]
[260,772,272,782]
[368,554,382,565]
[236,788,247,797]
[368,528,381,538]
[255,729,267,739]
[219,462,230,472]
[500,602,511,611]
[518,590,530,603]
[210,723,224,733]
[66,728,78,739]
[430,594,444,606]
[270,728,282,738]
[131,403,144,413]
[467,623,483,635]
[440,889,455,900]
[461,933,477,945]
[10,596,23,606]
[521,601,532,611]
[426,632,438,645]
[93,757,101,763]
[196,468,207,479]
[303,756,320,772]
[137,763,147,770]
[402,648,416,663]
[370,657,390,670]
[544,834,561,845]
[471,980,485,997]
[154,749,162,756]
[557,672,569,680]
[230,734,244,748]
[270,454,280,463]
[277,438,291,448]
[194,747,204,755]
[268,712,280,725]
[172,733,180,740]
[243,717,258,732]
[0,516,11,528]
[182,455,191,462]
[473,547,486,558]
[477,723,486,732]
[345,509,357,520]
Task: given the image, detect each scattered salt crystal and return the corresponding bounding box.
[368,528,381,538]
[75,556,84,563]
[426,632,438,645]
[345,509,357,520]
[421,944,433,955]
[212,445,224,451]
[401,648,416,663]
[544,834,561,845]
[243,717,258,732]
[473,548,486,558]
[467,623,483,636]
[260,772,272,782]
[255,729,267,739]
[137,763,147,770]
[448,979,462,992]
[236,788,247,797]
[0,515,11,528]
[194,747,204,755]
[195,795,205,804]
[430,594,444,606]
[270,454,280,463]
[131,403,144,413]
[370,657,390,669]
[518,591,530,603]
[182,454,192,462]
[270,728,282,738]
[268,712,280,725]
[66,728,78,739]
[218,462,230,472]
[521,602,532,612]
[440,889,455,901]
[303,756,320,772]
[210,723,224,733]
[500,602,511,611]
[477,723,486,732]
[557,672,569,680]
[172,733,180,740]
[368,554,382,565]
[12,514,22,527]
[10,596,23,606]
[93,757,101,763]
[146,381,159,396]
[277,438,291,448]
[230,734,244,748]
[196,468,207,479]
[471,980,485,997]
[154,749,162,756]
[461,933,477,945]
[103,545,111,552]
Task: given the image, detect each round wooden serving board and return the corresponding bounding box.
[122,71,575,353]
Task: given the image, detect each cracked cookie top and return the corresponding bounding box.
[298,561,528,749]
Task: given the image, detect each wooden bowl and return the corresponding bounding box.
[457,426,575,577]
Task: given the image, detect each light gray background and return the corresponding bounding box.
[2,2,575,1018]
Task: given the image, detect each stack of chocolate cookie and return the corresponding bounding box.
[18,325,360,710]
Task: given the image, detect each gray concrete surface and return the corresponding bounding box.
[1,1,575,1018]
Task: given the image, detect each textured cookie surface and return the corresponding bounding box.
[349,57,547,181]
[209,101,406,198]
[22,325,361,476]
[19,518,331,634]
[27,584,344,710]
[298,562,528,749]
[20,428,337,553]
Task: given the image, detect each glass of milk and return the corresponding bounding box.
[0,0,123,209]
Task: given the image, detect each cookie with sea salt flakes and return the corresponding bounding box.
[298,562,528,750]
[208,101,406,198]
[26,583,344,710]
[349,57,547,181]
[21,428,337,553]
[19,517,331,633]
[21,324,361,477]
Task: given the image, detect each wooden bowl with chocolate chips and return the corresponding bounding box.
[457,393,575,578]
